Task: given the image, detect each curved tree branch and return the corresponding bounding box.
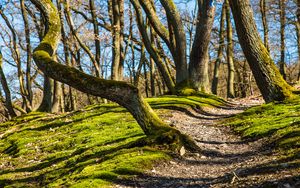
[30,0,199,152]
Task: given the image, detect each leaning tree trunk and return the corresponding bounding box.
[189,1,216,92]
[30,0,198,152]
[229,0,294,103]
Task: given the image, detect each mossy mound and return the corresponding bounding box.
[0,95,225,187]
[226,97,300,159]
[0,104,169,187]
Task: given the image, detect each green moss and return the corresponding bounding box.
[0,95,224,187]
[226,96,300,158]
[0,103,170,187]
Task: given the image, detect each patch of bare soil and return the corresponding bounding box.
[115,98,300,188]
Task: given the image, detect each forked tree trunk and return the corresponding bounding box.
[30,0,198,152]
[229,0,294,102]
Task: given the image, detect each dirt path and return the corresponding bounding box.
[115,99,300,188]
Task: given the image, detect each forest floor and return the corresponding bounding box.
[0,95,299,187]
[115,97,300,188]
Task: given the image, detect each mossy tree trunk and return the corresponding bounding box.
[229,0,294,103]
[30,0,198,152]
[189,0,215,92]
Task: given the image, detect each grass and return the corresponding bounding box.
[226,97,300,158]
[0,94,225,187]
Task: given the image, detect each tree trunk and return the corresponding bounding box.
[212,3,226,95]
[30,0,199,152]
[64,0,101,77]
[21,0,34,109]
[189,1,215,92]
[89,0,101,77]
[52,80,62,113]
[159,0,188,85]
[225,0,235,98]
[260,0,270,52]
[111,0,124,81]
[229,0,293,103]
[0,9,31,112]
[279,0,287,80]
[130,0,176,94]
[0,51,17,118]
[297,1,300,82]
[38,76,53,112]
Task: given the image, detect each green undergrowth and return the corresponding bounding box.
[0,94,225,187]
[227,97,300,159]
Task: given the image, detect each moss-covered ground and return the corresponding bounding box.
[0,94,225,187]
[226,97,300,159]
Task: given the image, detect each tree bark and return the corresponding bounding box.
[0,51,17,118]
[279,0,287,80]
[297,0,300,81]
[212,4,226,95]
[21,0,34,109]
[225,0,235,98]
[189,0,215,92]
[89,0,101,77]
[159,0,188,85]
[30,0,198,151]
[0,9,31,112]
[130,0,176,94]
[260,0,270,52]
[111,0,124,80]
[64,0,101,77]
[37,76,53,112]
[229,0,293,103]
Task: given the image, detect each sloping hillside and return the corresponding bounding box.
[0,94,226,187]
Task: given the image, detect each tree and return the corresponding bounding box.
[225,0,235,98]
[212,3,226,95]
[260,0,270,52]
[297,0,300,81]
[0,50,17,118]
[279,0,287,80]
[229,0,294,102]
[189,0,216,92]
[30,0,198,151]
